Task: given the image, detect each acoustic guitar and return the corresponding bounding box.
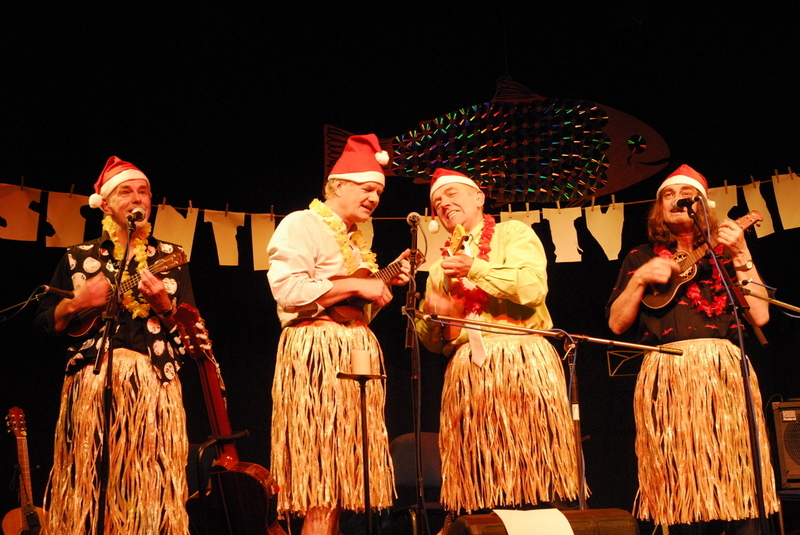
[326,251,424,324]
[175,304,286,535]
[67,249,187,336]
[642,211,763,309]
[2,408,45,535]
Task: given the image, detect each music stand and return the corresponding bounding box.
[337,371,386,535]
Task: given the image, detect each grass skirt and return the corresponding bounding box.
[44,348,190,535]
[270,320,393,515]
[633,338,778,525]
[439,334,579,513]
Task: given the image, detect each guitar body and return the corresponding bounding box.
[188,463,281,535]
[326,253,423,324]
[327,300,368,324]
[641,251,698,309]
[175,304,286,535]
[2,507,45,535]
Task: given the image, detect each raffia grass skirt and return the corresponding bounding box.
[44,348,189,535]
[439,334,580,513]
[270,320,393,516]
[633,338,778,525]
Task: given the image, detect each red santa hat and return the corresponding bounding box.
[88,156,149,208]
[328,134,388,186]
[427,168,480,233]
[656,164,715,208]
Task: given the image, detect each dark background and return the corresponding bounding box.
[2,3,800,533]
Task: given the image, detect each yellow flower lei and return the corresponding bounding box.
[309,199,378,275]
[102,215,153,319]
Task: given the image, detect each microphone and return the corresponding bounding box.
[127,207,146,222]
[406,212,421,226]
[671,196,703,210]
[40,285,75,299]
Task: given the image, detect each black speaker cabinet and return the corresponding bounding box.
[449,508,639,535]
[773,400,800,489]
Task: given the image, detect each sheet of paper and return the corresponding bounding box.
[493,508,574,535]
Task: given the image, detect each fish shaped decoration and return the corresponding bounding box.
[324,77,670,204]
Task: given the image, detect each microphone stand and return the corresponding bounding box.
[93,218,134,535]
[402,215,431,535]
[685,202,770,529]
[737,284,800,314]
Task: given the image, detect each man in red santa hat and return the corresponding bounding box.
[416,168,581,532]
[267,134,410,535]
[607,164,777,534]
[35,156,194,534]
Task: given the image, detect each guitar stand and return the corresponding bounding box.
[337,371,386,535]
[193,430,251,535]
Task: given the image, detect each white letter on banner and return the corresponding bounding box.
[251,213,276,271]
[584,203,624,261]
[153,204,199,260]
[541,207,582,263]
[741,182,775,238]
[0,184,41,242]
[772,173,800,230]
[204,209,245,266]
[46,191,89,247]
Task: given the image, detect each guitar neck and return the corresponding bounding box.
[678,244,709,272]
[118,254,178,294]
[373,260,403,282]
[15,435,35,510]
[174,304,240,466]
[118,272,142,294]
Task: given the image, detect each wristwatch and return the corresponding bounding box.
[734,260,754,271]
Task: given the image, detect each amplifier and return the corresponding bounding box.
[772,400,800,489]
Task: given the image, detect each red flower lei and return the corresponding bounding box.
[443,214,496,315]
[653,244,728,317]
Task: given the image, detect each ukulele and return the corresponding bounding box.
[174,304,286,535]
[66,250,187,336]
[2,408,45,535]
[326,251,424,324]
[642,210,763,309]
[441,224,469,293]
[440,224,469,340]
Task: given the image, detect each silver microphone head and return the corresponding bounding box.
[128,207,146,222]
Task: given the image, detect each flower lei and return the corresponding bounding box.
[102,216,153,319]
[309,199,378,275]
[442,214,496,315]
[654,244,727,317]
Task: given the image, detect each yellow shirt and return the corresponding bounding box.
[416,218,553,356]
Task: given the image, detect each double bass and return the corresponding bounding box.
[175,304,286,535]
